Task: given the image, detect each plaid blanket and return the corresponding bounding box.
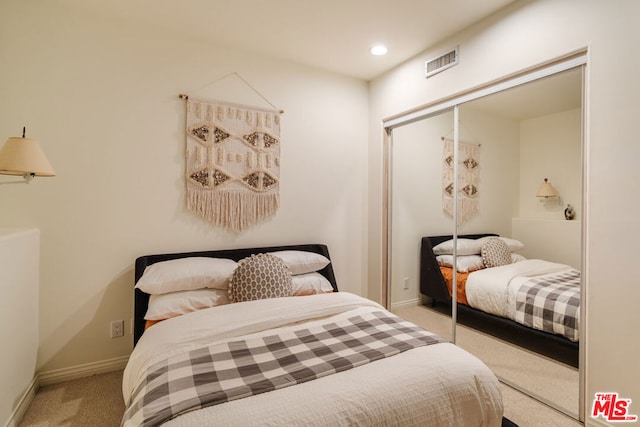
[514,268,580,342]
[122,310,444,427]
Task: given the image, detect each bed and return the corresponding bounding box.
[420,234,580,368]
[123,243,504,426]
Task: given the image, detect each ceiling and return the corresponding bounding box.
[464,67,583,121]
[57,0,516,80]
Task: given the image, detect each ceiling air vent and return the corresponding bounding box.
[425,47,459,78]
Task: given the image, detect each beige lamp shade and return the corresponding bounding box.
[536,178,558,198]
[0,136,56,177]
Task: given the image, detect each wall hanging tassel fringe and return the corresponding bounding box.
[442,138,481,226]
[184,98,281,232]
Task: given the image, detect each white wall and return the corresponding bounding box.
[513,108,582,268]
[0,1,369,374]
[0,229,39,425]
[519,108,582,220]
[512,218,581,268]
[390,107,519,306]
[369,0,640,421]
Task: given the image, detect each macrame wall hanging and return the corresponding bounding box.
[180,74,282,232]
[442,138,481,226]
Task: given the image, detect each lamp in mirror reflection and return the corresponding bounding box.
[0,127,55,184]
[536,178,558,201]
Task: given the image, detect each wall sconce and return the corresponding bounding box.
[0,127,56,184]
[536,178,558,201]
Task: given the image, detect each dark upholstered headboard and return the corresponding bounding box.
[419,234,498,303]
[133,243,337,346]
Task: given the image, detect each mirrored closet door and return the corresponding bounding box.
[390,109,455,342]
[384,55,586,421]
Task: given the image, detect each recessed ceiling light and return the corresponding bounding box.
[369,45,388,56]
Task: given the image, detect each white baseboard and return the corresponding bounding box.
[38,355,129,387]
[3,376,39,427]
[390,297,422,311]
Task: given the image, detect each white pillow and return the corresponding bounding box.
[144,288,230,321]
[291,272,334,296]
[436,255,485,273]
[269,250,330,275]
[478,236,525,252]
[432,238,484,256]
[136,257,238,295]
[511,253,527,263]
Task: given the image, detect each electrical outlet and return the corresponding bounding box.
[403,277,410,290]
[110,320,124,338]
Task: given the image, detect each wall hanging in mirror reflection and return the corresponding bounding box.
[442,138,481,225]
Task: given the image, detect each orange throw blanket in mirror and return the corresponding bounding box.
[439,266,470,306]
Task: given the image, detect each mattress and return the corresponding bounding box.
[465,259,574,317]
[465,259,580,341]
[122,292,503,426]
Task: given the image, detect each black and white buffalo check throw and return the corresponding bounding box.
[122,310,445,427]
[515,268,580,342]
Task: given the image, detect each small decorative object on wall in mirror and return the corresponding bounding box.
[564,204,575,220]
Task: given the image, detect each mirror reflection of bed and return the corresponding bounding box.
[389,67,583,419]
[420,233,579,412]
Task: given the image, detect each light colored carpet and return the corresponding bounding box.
[501,385,581,427]
[19,370,124,427]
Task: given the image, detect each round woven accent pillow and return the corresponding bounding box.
[228,253,292,303]
[481,238,512,268]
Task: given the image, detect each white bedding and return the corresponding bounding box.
[123,292,503,426]
[465,259,574,318]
